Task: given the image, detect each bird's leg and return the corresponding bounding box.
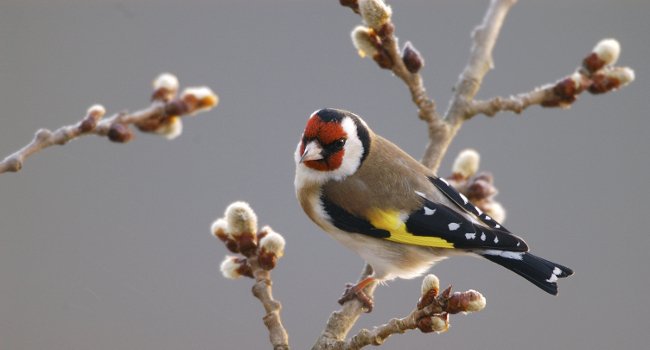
[338,276,376,312]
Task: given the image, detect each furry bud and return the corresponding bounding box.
[588,67,635,94]
[259,226,285,258]
[154,116,183,140]
[79,104,106,132]
[220,256,253,279]
[446,290,486,314]
[225,201,258,237]
[351,26,378,58]
[583,39,620,73]
[452,149,480,179]
[152,73,179,102]
[225,201,258,256]
[402,41,424,74]
[211,218,239,253]
[87,104,106,120]
[417,274,440,309]
[258,226,286,270]
[418,313,449,333]
[421,274,440,296]
[180,87,219,115]
[211,218,229,241]
[430,314,449,333]
[359,0,392,31]
[594,39,621,66]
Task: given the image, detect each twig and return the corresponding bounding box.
[251,258,290,350]
[0,73,218,174]
[213,202,290,350]
[312,264,377,350]
[342,276,486,350]
[424,0,517,171]
[471,58,635,117]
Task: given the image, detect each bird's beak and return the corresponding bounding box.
[300,141,324,163]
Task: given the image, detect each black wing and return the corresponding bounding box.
[429,176,510,232]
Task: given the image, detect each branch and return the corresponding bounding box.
[445,0,516,125]
[420,0,517,171]
[343,275,486,350]
[213,202,290,350]
[312,264,377,350]
[0,73,218,174]
[347,0,442,142]
[345,0,516,172]
[470,42,635,117]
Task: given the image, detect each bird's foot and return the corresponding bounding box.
[337,277,376,312]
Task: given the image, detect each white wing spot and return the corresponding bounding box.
[484,215,492,221]
[448,223,460,231]
[517,242,521,247]
[459,193,469,204]
[482,250,524,260]
[465,233,476,240]
[439,178,450,186]
[424,207,436,216]
[495,224,501,229]
[414,191,426,198]
[494,236,499,244]
[553,267,562,276]
[480,232,486,241]
[475,206,483,216]
[546,274,559,283]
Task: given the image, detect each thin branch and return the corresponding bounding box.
[342,278,486,350]
[445,0,516,124]
[213,203,290,350]
[423,0,517,171]
[346,0,516,171]
[472,86,559,116]
[380,32,439,124]
[250,258,290,350]
[0,73,218,174]
[470,56,635,117]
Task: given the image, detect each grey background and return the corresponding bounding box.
[1,0,648,349]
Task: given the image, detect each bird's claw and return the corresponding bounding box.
[338,283,374,312]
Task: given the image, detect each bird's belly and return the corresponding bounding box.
[326,228,448,281]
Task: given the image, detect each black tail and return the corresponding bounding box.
[480,251,573,295]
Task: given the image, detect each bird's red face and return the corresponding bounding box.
[299,113,348,172]
[295,109,370,184]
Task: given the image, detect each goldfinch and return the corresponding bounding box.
[294,108,573,309]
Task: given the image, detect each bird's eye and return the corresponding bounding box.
[330,138,346,151]
[321,138,346,155]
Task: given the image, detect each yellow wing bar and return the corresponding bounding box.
[367,209,455,249]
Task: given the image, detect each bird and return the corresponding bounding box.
[294,108,573,311]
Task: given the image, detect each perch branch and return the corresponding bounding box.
[344,282,485,350]
[0,73,218,174]
[312,264,377,350]
[315,273,486,350]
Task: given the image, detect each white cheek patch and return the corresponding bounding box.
[337,117,364,178]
